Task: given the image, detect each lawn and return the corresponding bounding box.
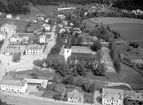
[110,23,143,47]
[90,17,143,47]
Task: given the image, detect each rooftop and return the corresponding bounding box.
[102,88,124,100]
[10,68,55,80]
[26,44,45,50]
[0,78,26,87]
[4,44,26,53]
[71,46,95,54]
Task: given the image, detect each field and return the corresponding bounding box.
[89,17,143,89]
[110,23,143,47]
[91,17,143,47]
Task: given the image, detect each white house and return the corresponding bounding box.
[39,35,46,43]
[9,35,19,42]
[25,79,48,89]
[6,14,12,19]
[60,28,66,33]
[25,44,45,55]
[102,88,124,105]
[42,24,50,31]
[0,79,27,93]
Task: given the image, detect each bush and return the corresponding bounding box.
[112,30,120,39]
[113,60,121,73]
[62,75,74,85]
[53,93,62,100]
[91,40,102,51]
[12,53,21,62]
[93,63,105,76]
[33,59,44,67]
[75,79,84,87]
[129,42,139,48]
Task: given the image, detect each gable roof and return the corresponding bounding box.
[26,44,44,50]
[71,46,95,54]
[102,88,124,100]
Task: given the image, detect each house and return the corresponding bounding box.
[36,14,45,21]
[63,21,68,26]
[25,79,48,89]
[66,87,84,103]
[9,34,19,42]
[45,18,49,23]
[6,14,12,19]
[0,78,27,93]
[25,44,45,55]
[102,88,124,105]
[3,45,26,55]
[58,14,65,19]
[0,31,6,41]
[39,34,51,43]
[9,33,33,44]
[1,22,17,33]
[42,23,50,31]
[60,28,66,34]
[63,45,96,61]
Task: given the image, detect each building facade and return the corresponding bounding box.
[25,44,45,55]
[102,88,124,105]
[0,79,27,93]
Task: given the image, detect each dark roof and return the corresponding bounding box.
[10,68,55,80]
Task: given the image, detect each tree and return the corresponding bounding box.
[0,0,30,15]
[91,40,102,51]
[75,79,84,87]
[53,93,62,100]
[81,81,91,93]
[93,63,105,76]
[77,63,86,76]
[113,60,121,73]
[129,42,139,48]
[33,59,44,67]
[12,53,21,62]
[63,75,74,85]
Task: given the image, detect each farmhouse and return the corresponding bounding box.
[0,78,27,93]
[25,44,45,55]
[102,88,124,105]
